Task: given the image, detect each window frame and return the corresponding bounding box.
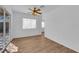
[22,18,36,29]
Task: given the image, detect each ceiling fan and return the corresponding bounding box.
[29,5,44,16]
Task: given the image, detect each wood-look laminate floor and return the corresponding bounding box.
[12,35,76,53]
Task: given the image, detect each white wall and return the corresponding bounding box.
[44,6,79,52]
[12,11,42,38]
[2,5,43,39]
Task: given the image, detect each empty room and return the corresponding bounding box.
[0,5,79,53]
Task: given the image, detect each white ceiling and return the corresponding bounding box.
[3,5,61,14]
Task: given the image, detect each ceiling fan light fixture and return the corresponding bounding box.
[31,7,42,16]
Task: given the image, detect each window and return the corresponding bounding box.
[23,18,36,29]
[41,21,45,28]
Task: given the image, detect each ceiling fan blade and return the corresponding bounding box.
[37,12,42,14]
[35,11,42,14]
[32,12,35,15]
[36,8,41,11]
[33,7,37,10]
